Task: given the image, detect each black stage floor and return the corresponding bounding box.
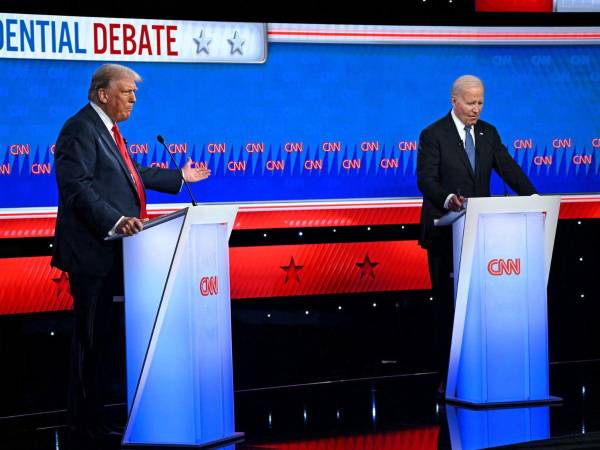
[2,360,600,450]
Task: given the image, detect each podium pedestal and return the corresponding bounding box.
[438,196,561,406]
[116,205,243,447]
[446,404,550,449]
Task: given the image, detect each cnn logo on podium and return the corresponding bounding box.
[199,276,219,296]
[487,258,521,276]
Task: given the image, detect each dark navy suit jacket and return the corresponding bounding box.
[417,112,536,249]
[52,104,182,275]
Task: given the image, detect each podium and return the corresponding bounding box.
[437,196,561,406]
[114,205,243,447]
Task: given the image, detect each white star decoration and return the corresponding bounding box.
[228,31,245,55]
[193,30,212,55]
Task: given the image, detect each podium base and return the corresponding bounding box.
[445,396,562,410]
[122,431,245,449]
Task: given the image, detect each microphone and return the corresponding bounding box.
[156,135,198,207]
[479,134,509,197]
[456,187,466,210]
[493,144,509,197]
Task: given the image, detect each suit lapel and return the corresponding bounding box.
[84,105,139,193]
[442,113,474,179]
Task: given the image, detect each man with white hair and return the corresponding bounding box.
[416,75,536,395]
[52,64,211,443]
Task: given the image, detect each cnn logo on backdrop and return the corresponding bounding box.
[487,258,521,276]
[199,276,218,296]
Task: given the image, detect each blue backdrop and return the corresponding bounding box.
[0,43,599,208]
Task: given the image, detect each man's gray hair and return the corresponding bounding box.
[451,75,483,97]
[88,64,142,101]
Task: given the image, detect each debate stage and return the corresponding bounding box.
[1,360,600,449]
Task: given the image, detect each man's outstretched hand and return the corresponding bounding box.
[182,158,211,183]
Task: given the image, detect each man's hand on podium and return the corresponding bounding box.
[117,217,148,236]
[448,194,466,212]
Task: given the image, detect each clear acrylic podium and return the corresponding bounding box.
[436,196,561,406]
[115,205,243,447]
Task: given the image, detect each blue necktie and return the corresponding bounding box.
[464,125,476,171]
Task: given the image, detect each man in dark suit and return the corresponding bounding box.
[416,75,536,394]
[51,64,210,442]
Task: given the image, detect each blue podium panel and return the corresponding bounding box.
[123,215,185,409]
[122,208,238,447]
[457,213,548,403]
[447,405,550,450]
[187,224,235,443]
[446,196,560,406]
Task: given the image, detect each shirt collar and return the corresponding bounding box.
[451,108,468,131]
[90,101,115,134]
[451,108,476,144]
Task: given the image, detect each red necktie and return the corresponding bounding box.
[112,123,147,219]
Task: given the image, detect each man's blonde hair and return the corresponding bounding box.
[88,64,141,102]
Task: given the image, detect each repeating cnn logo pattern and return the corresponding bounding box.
[199,276,218,296]
[487,258,521,276]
